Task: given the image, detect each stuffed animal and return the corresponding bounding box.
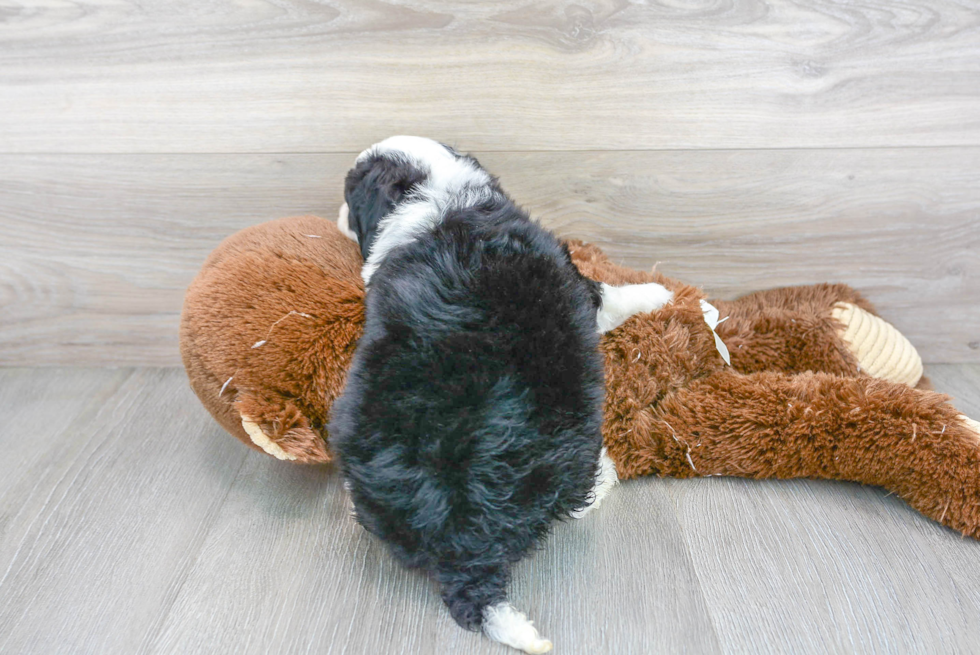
[181,214,980,538]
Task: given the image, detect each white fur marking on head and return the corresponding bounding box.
[355,135,456,172]
[337,202,358,243]
[356,136,494,285]
[596,282,674,333]
[360,198,442,285]
[482,602,552,654]
[571,447,619,519]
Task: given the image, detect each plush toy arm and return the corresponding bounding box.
[608,368,980,538]
[710,284,923,387]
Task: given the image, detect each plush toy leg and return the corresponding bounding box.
[608,369,980,538]
[710,284,923,387]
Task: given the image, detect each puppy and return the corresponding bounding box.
[330,136,672,653]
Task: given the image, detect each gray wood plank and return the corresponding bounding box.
[892,364,980,628]
[490,149,980,366]
[0,368,129,500]
[670,363,980,654]
[2,149,978,366]
[2,366,980,653]
[670,477,980,654]
[150,455,719,655]
[927,364,980,419]
[0,368,249,654]
[0,153,337,366]
[1,0,978,153]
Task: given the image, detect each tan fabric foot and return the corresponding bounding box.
[831,302,923,387]
[960,415,980,444]
[241,416,299,461]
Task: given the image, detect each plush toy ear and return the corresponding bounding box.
[343,155,427,259]
[235,391,331,464]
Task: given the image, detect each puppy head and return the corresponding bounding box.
[342,136,492,261]
[343,145,429,259]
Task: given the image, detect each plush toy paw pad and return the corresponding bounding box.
[831,302,923,387]
[241,417,298,461]
[959,415,980,442]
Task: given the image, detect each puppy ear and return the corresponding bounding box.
[344,156,427,259]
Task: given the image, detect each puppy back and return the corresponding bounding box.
[330,209,605,565]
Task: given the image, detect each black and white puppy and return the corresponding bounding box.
[330,136,672,653]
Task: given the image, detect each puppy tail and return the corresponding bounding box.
[439,567,552,654]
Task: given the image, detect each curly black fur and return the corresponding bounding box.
[329,189,605,631]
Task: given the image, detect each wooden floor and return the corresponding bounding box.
[0,364,979,655]
[3,1,980,653]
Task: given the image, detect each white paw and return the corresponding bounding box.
[625,282,675,314]
[597,282,673,333]
[336,202,359,243]
[571,448,620,519]
[483,602,552,654]
[241,416,298,461]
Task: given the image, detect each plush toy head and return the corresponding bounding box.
[180,215,364,463]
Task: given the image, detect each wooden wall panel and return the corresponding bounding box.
[0,0,978,153]
[2,149,977,365]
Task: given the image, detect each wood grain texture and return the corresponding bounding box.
[0,368,249,654]
[668,365,980,653]
[1,0,978,153]
[0,153,337,366]
[669,476,980,653]
[1,365,979,653]
[151,448,721,654]
[896,364,980,633]
[2,149,977,365]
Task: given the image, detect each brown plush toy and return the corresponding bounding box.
[181,215,980,538]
